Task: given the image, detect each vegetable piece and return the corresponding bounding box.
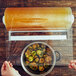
[31,51,36,57]
[36,43,39,48]
[39,58,44,63]
[43,49,46,53]
[44,63,48,68]
[29,46,32,49]
[39,53,43,57]
[28,46,32,51]
[25,61,29,65]
[44,55,48,58]
[33,44,36,49]
[25,50,31,58]
[47,48,52,55]
[37,50,42,55]
[35,58,39,63]
[39,65,44,71]
[29,62,38,70]
[41,44,45,48]
[34,55,38,59]
[45,56,52,63]
[28,56,33,62]
[38,47,41,50]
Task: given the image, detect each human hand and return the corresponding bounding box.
[69,60,76,70]
[1,61,21,76]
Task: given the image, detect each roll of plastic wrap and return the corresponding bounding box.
[3,7,74,31]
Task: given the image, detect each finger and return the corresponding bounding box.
[68,63,72,68]
[70,60,76,68]
[10,63,13,67]
[68,64,72,69]
[4,61,10,70]
[8,61,11,67]
[69,65,72,69]
[1,62,6,75]
[73,60,76,64]
[8,61,13,67]
[1,61,8,73]
[71,63,76,70]
[70,60,74,64]
[70,60,76,64]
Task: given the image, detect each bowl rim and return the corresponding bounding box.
[21,41,56,76]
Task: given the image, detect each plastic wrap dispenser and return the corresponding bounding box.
[2,7,74,41]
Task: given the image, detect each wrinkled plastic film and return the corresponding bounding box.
[3,7,74,31]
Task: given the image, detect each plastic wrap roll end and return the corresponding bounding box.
[2,16,5,25]
[71,15,74,24]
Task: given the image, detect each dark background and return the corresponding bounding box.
[0,0,76,76]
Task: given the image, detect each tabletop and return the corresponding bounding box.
[0,0,76,76]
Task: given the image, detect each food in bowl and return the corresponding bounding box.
[23,42,53,74]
